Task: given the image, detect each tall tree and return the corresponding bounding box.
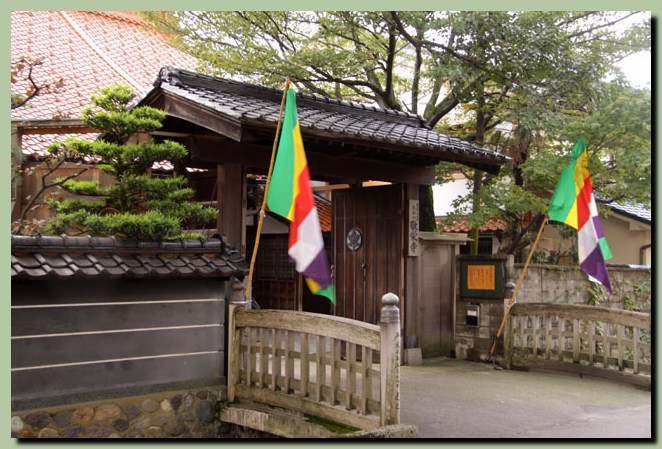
[144,11,650,244]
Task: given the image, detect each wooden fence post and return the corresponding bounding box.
[380,292,400,426]
[503,282,516,369]
[227,280,247,402]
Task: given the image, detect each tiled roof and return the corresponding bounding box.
[607,202,651,224]
[11,11,199,156]
[20,132,101,159]
[314,196,332,233]
[11,235,248,280]
[146,67,509,174]
[436,216,507,233]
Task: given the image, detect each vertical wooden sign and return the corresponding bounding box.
[408,200,420,257]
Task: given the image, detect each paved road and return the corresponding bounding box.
[400,358,651,439]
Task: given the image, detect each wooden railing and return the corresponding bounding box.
[227,285,400,430]
[503,301,651,383]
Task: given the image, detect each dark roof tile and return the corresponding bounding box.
[53,267,77,277]
[35,254,69,269]
[143,67,509,174]
[139,256,165,268]
[12,255,42,269]
[25,267,49,277]
[11,235,248,280]
[606,201,651,224]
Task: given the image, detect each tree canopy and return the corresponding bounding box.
[145,11,651,254]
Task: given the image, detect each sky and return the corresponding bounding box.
[617,51,652,88]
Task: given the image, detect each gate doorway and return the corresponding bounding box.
[417,235,457,357]
[332,184,403,325]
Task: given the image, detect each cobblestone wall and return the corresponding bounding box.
[11,387,226,439]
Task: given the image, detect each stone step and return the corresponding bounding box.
[221,401,340,438]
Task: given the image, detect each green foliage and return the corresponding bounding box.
[48,84,217,240]
[144,11,650,251]
[46,198,106,215]
[57,179,105,196]
[84,211,182,240]
[83,85,168,143]
[622,278,651,313]
[306,415,359,435]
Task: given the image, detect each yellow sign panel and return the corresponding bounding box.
[467,265,496,290]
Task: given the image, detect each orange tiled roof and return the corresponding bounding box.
[436,216,506,233]
[20,132,101,158]
[314,196,332,233]
[11,11,199,124]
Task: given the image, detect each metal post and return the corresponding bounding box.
[380,292,400,426]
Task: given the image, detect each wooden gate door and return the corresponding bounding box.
[418,240,455,357]
[332,185,403,325]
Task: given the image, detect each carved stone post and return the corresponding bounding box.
[380,292,401,426]
[503,282,516,369]
[227,280,247,401]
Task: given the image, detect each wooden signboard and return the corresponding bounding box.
[460,259,504,299]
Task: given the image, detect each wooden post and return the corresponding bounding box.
[217,163,246,255]
[488,216,547,359]
[11,125,24,222]
[227,280,247,402]
[503,282,515,369]
[380,292,400,426]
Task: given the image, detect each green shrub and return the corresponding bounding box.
[47,84,217,240]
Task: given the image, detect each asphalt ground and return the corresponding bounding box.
[399,358,652,439]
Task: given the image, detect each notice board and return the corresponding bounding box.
[460,258,505,299]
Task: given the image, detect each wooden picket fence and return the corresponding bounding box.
[504,302,651,385]
[227,291,401,431]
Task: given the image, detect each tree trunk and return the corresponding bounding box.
[469,84,487,254]
[418,184,436,231]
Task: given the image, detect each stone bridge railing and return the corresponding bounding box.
[503,300,651,387]
[226,285,401,432]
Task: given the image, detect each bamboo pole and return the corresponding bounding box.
[244,79,291,301]
[488,214,548,358]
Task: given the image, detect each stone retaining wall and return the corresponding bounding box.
[512,264,651,312]
[11,387,225,439]
[454,261,651,362]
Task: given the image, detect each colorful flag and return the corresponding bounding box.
[548,137,613,293]
[266,89,335,303]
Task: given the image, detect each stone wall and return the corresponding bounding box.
[454,260,651,361]
[455,299,504,361]
[512,264,651,312]
[11,387,225,439]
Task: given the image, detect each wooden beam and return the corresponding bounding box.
[189,136,436,185]
[217,163,246,255]
[158,92,244,142]
[13,119,92,135]
[312,181,392,193]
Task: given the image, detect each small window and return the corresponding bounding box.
[460,237,494,255]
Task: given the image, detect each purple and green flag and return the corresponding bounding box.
[266,89,335,303]
[548,138,613,293]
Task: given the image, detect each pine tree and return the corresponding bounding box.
[47,84,217,240]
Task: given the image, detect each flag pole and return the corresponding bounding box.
[244,78,291,302]
[487,214,548,360]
